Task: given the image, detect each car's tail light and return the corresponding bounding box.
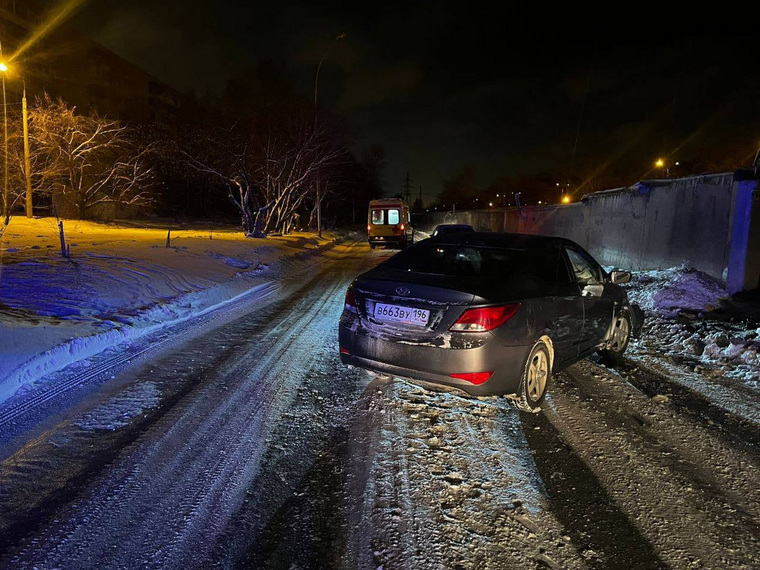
[340,347,350,355]
[450,371,493,385]
[367,224,371,232]
[450,303,520,332]
[345,286,358,312]
[400,223,405,231]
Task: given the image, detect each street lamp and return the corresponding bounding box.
[0,56,8,223]
[313,32,346,239]
[655,158,669,178]
[314,32,346,107]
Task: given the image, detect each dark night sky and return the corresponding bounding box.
[49,1,760,202]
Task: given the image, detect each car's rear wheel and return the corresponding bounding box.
[599,312,631,363]
[369,243,376,249]
[512,341,551,413]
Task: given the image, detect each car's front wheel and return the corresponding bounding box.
[599,312,631,363]
[512,340,551,413]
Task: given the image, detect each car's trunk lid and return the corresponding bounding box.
[354,270,478,343]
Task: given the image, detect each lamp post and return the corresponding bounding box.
[0,54,7,222]
[22,83,32,217]
[313,32,345,239]
[314,32,346,108]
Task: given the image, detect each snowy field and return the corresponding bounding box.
[0,217,338,404]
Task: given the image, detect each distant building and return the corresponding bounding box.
[0,0,183,123]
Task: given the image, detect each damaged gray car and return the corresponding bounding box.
[339,233,644,412]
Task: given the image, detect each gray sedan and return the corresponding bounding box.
[339,233,643,412]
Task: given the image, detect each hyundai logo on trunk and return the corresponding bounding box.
[395,287,411,296]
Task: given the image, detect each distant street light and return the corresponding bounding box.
[562,195,571,204]
[655,158,669,177]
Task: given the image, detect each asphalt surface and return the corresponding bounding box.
[0,240,757,569]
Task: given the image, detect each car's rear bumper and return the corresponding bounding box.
[368,235,406,245]
[339,324,530,396]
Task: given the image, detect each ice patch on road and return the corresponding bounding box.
[74,382,160,431]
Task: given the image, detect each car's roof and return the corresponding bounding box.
[427,231,575,248]
[434,223,472,228]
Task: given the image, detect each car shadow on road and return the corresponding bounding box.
[214,424,351,570]
[520,409,666,570]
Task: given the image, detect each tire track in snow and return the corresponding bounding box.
[3,241,370,569]
[344,379,586,569]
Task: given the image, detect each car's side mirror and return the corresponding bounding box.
[610,270,631,284]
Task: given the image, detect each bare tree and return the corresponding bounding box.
[179,112,346,237]
[29,97,154,219]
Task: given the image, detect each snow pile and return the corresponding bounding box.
[623,265,727,318]
[636,319,760,387]
[621,265,760,391]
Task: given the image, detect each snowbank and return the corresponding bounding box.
[0,217,338,404]
[619,265,760,393]
[622,265,728,318]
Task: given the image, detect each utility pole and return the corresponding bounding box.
[402,172,413,204]
[23,85,32,217]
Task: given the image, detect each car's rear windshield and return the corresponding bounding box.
[383,244,523,277]
[371,209,400,225]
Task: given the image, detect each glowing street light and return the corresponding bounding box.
[0,63,7,73]
[654,158,670,178]
[562,195,571,204]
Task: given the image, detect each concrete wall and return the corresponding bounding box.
[413,171,760,293]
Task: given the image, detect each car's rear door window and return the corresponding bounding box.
[371,209,400,225]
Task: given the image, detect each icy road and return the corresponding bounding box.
[0,239,758,569]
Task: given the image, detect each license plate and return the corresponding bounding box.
[374,303,429,326]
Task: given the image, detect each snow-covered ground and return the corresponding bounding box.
[0,217,338,404]
[0,241,757,569]
[618,265,760,421]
